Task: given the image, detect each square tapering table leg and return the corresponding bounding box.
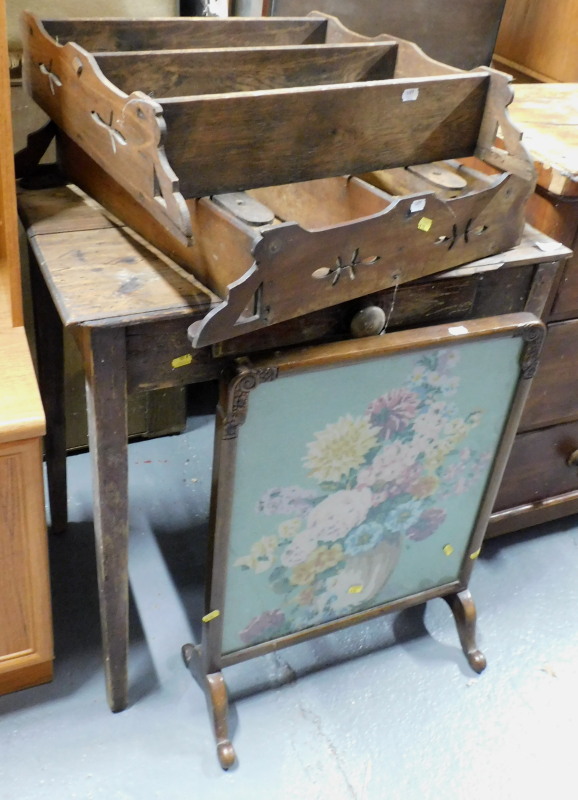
[84,326,129,712]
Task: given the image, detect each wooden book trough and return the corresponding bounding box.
[22,12,535,347]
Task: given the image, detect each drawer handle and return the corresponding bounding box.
[350,305,387,338]
[567,450,578,467]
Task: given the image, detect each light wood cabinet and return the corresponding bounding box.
[494,0,578,82]
[0,0,52,695]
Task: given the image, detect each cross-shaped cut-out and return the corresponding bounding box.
[317,249,381,286]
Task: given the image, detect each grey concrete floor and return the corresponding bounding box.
[2,405,578,800]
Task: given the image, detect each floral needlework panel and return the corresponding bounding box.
[220,336,523,654]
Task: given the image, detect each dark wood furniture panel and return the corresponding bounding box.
[551,253,578,322]
[266,0,508,70]
[125,318,221,392]
[518,320,578,431]
[494,419,578,511]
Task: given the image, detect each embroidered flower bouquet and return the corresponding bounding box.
[235,347,490,646]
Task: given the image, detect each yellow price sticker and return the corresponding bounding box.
[172,354,193,368]
[470,548,481,560]
[348,585,364,595]
[417,217,433,232]
[443,544,454,557]
[202,610,221,623]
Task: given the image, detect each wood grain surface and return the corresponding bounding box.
[494,418,578,511]
[0,436,53,696]
[0,320,44,444]
[162,74,489,197]
[26,223,215,327]
[509,83,578,196]
[495,0,578,82]
[95,42,398,97]
[41,16,328,50]
[269,0,507,71]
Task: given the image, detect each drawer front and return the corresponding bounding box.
[126,317,222,392]
[519,319,578,431]
[494,419,578,511]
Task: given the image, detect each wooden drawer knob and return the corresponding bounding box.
[350,306,386,338]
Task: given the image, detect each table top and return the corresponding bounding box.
[510,83,578,197]
[18,183,571,332]
[18,184,217,328]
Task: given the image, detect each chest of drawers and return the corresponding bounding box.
[488,83,578,535]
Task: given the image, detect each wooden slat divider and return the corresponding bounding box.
[93,42,399,97]
[42,17,329,51]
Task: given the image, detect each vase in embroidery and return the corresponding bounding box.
[316,536,402,611]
